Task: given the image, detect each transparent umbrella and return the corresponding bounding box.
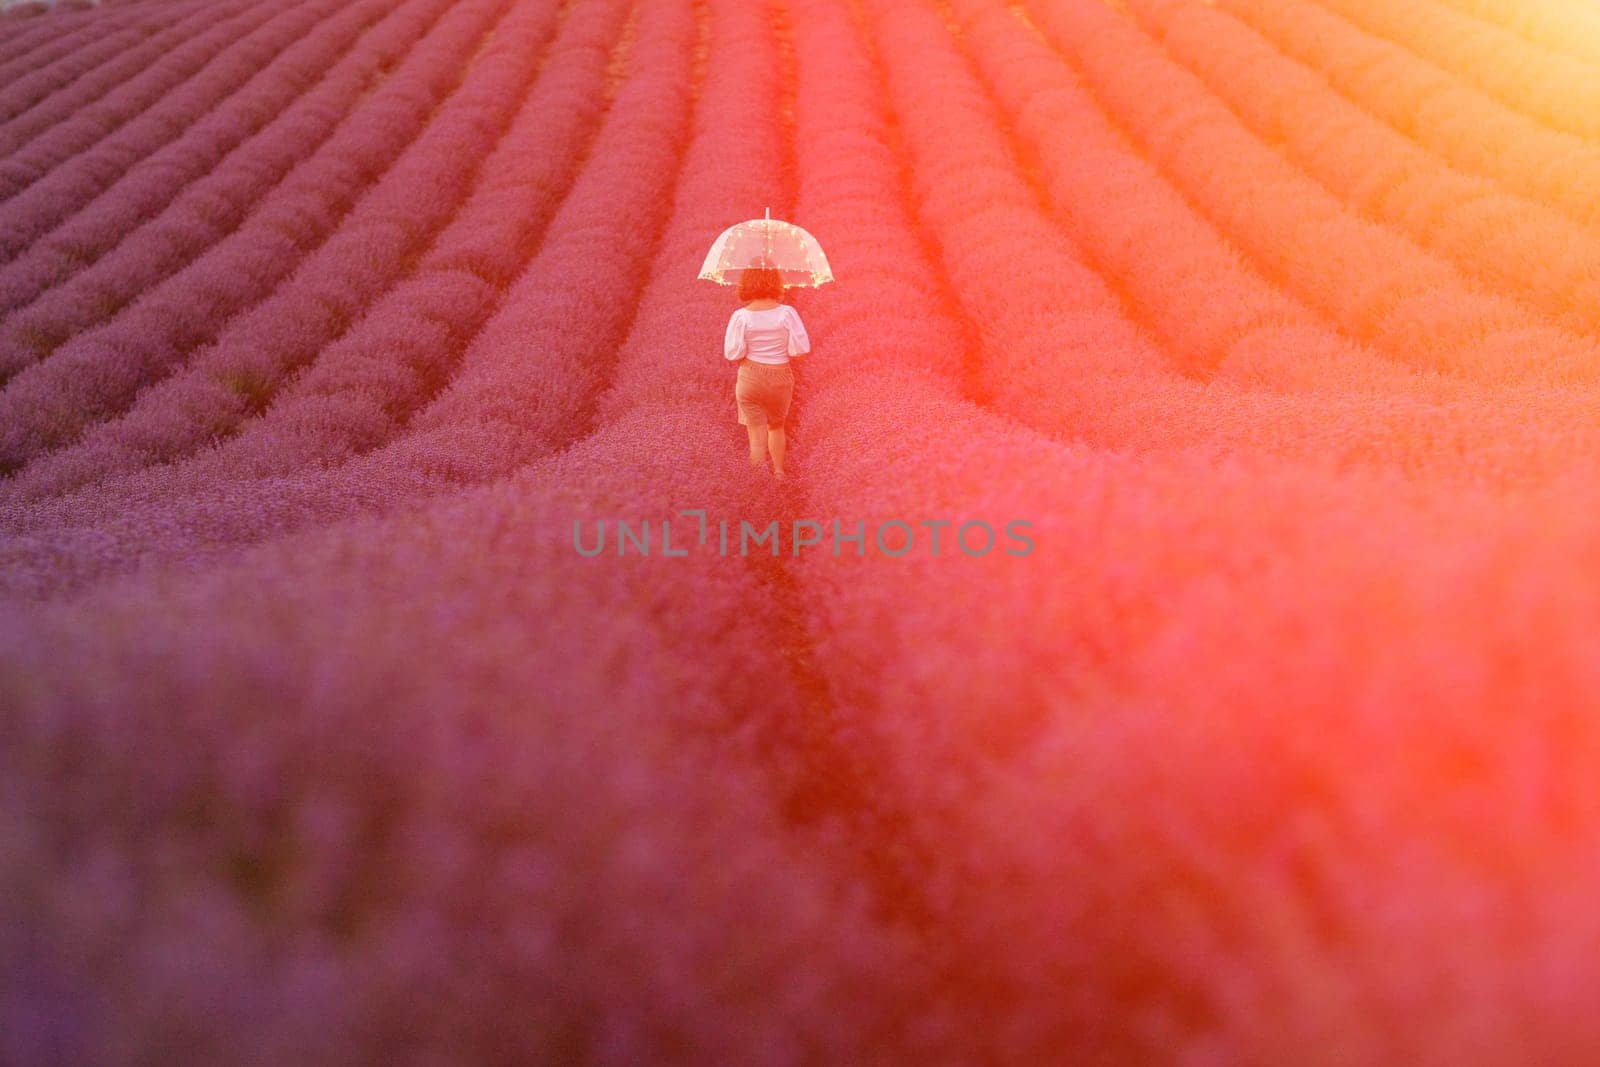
[697,207,834,287]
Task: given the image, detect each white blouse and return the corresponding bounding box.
[724,304,811,365]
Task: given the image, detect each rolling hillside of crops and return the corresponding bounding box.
[7,0,1600,1060]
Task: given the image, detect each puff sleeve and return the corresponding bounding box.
[786,305,811,356]
[723,309,747,361]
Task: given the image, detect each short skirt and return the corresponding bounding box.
[735,359,794,428]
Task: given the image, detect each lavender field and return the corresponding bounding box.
[8,0,1600,1061]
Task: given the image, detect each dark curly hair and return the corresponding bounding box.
[736,266,785,303]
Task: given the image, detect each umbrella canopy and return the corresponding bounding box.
[697,207,834,287]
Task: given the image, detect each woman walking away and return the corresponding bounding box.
[725,265,810,479]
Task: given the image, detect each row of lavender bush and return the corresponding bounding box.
[1125,0,1600,341]
[1023,0,1600,386]
[0,0,274,204]
[1223,0,1600,231]
[0,0,572,495]
[1317,0,1600,141]
[0,0,514,467]
[0,0,452,356]
[0,0,189,128]
[0,0,695,594]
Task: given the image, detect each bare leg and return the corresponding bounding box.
[767,426,786,478]
[746,421,768,467]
